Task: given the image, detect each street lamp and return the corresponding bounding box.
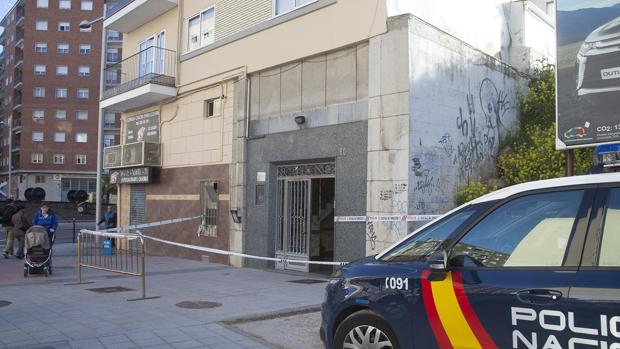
[0,120,12,200]
[80,10,107,229]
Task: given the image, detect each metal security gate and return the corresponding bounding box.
[275,163,335,272]
[130,185,146,226]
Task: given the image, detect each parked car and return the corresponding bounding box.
[322,173,620,349]
[576,16,620,100]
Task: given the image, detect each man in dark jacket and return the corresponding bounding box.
[3,200,24,258]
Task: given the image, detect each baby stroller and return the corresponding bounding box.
[23,225,54,277]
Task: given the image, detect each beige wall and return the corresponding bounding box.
[179,0,387,92]
[122,7,179,57]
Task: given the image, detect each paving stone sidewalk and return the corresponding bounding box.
[0,243,327,349]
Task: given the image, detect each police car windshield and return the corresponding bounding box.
[381,208,478,262]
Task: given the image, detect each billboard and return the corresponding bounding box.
[556,0,620,149]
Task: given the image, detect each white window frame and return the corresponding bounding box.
[273,0,317,17]
[78,66,90,76]
[76,110,88,120]
[55,88,68,99]
[32,110,45,120]
[76,132,88,143]
[32,132,44,142]
[34,87,45,98]
[79,44,91,54]
[58,21,70,32]
[54,132,66,142]
[185,7,214,53]
[35,42,47,53]
[34,65,46,76]
[57,43,69,54]
[37,0,49,8]
[31,153,43,164]
[56,65,69,76]
[59,0,71,10]
[53,154,65,164]
[55,110,67,119]
[75,154,87,165]
[81,0,93,11]
[77,88,89,99]
[35,20,48,31]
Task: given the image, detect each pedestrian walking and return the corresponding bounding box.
[98,205,117,230]
[32,203,58,245]
[2,200,23,258]
[10,205,30,259]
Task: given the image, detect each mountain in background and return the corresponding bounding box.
[557,3,620,46]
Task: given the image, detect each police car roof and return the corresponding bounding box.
[470,172,620,204]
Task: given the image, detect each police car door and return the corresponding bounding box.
[425,189,593,349]
[566,186,620,349]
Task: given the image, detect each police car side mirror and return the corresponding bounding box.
[428,250,448,271]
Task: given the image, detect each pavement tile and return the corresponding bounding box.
[170,340,204,349]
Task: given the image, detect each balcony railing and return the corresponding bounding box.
[102,46,176,100]
[12,96,22,109]
[15,8,24,26]
[106,0,133,18]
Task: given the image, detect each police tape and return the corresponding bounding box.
[95,215,202,233]
[334,215,442,223]
[79,229,348,266]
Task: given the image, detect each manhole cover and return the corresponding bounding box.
[87,286,134,294]
[176,301,222,309]
[0,300,11,308]
[288,279,327,284]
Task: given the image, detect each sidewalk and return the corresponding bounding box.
[0,243,327,349]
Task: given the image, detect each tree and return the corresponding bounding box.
[497,63,592,185]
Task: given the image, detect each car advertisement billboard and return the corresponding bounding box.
[556,0,620,149]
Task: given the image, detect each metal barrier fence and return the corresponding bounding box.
[72,230,158,301]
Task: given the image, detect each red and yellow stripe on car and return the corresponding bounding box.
[421,270,497,349]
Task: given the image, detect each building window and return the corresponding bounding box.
[58,22,70,32]
[104,134,115,147]
[37,0,49,8]
[32,110,45,120]
[59,0,71,10]
[79,44,91,54]
[31,153,43,164]
[56,65,69,76]
[77,88,89,99]
[106,48,119,63]
[76,133,88,143]
[199,181,218,237]
[78,66,90,76]
[54,132,66,142]
[34,65,46,76]
[81,0,93,11]
[57,43,69,54]
[56,88,68,98]
[35,42,48,53]
[34,87,45,98]
[105,70,118,84]
[107,30,120,41]
[55,110,67,119]
[32,132,44,142]
[76,110,88,120]
[53,154,65,164]
[104,113,116,127]
[187,7,215,52]
[36,21,48,31]
[205,98,221,118]
[35,175,46,183]
[274,0,315,16]
[75,154,87,165]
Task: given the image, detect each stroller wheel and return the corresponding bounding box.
[23,268,28,278]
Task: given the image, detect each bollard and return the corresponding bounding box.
[72,218,76,243]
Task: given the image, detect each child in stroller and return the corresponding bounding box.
[23,225,54,277]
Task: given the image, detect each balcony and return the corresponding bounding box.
[0,31,5,45]
[15,32,23,49]
[106,31,123,46]
[15,8,24,27]
[103,141,161,169]
[100,47,177,112]
[104,0,178,33]
[13,76,22,90]
[12,96,22,110]
[14,53,23,70]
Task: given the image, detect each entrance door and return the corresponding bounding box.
[276,179,311,272]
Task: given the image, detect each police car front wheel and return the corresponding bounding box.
[334,310,398,349]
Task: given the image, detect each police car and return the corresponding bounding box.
[321,173,620,349]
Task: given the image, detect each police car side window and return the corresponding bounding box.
[599,188,620,267]
[450,190,584,268]
[381,208,477,262]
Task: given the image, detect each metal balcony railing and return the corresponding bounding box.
[12,96,22,108]
[102,46,176,99]
[106,0,133,18]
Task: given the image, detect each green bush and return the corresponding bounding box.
[456,181,496,205]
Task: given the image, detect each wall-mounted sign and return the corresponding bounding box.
[110,167,152,185]
[125,112,159,143]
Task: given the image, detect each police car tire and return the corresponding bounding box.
[333,310,399,349]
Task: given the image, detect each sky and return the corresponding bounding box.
[558,0,620,11]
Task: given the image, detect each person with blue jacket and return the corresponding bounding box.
[32,203,58,244]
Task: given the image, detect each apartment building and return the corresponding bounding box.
[102,0,554,270]
[0,0,113,202]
